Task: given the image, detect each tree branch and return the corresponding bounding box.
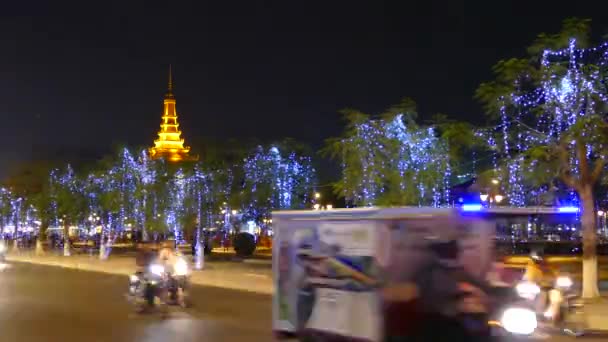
[558,142,581,191]
[576,138,590,183]
[591,158,606,184]
[561,171,579,191]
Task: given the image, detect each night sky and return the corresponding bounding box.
[1,1,607,172]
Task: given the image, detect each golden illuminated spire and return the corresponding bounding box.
[165,65,174,99]
[168,65,173,93]
[148,68,198,162]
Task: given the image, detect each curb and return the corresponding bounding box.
[7,256,274,295]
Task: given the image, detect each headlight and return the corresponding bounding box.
[174,258,189,276]
[501,308,537,335]
[150,264,164,276]
[556,276,573,289]
[516,281,540,299]
[129,274,139,283]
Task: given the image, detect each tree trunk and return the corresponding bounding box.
[99,231,112,260]
[141,226,148,242]
[194,227,204,270]
[581,184,599,299]
[36,221,48,256]
[63,223,71,257]
[99,243,107,260]
[35,238,44,256]
[12,238,19,252]
[63,239,71,256]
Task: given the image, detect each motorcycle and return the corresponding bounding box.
[548,275,586,336]
[165,257,191,308]
[128,263,168,315]
[511,275,585,336]
[487,284,539,338]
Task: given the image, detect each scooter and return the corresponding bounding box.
[487,285,539,338]
[165,257,191,308]
[512,275,585,337]
[128,264,168,315]
[548,275,586,336]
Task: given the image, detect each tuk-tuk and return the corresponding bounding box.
[271,207,499,341]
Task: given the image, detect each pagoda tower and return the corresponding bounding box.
[148,67,198,162]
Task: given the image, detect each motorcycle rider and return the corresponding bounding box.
[135,243,158,274]
[524,251,559,317]
[158,240,178,274]
[383,238,491,341]
[425,239,491,339]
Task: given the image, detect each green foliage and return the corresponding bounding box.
[52,165,87,229]
[527,18,592,56]
[475,17,607,196]
[323,99,462,207]
[431,114,486,163]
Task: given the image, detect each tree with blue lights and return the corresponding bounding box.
[476,18,608,298]
[30,177,54,255]
[241,143,316,228]
[324,99,477,207]
[51,165,87,256]
[0,188,13,238]
[0,140,318,259]
[182,163,211,266]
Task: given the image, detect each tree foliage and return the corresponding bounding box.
[324,98,478,207]
[476,17,608,297]
[0,140,317,247]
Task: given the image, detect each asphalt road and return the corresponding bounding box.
[0,262,272,342]
[0,262,601,342]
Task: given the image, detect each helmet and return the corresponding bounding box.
[530,250,544,263]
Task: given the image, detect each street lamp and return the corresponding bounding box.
[314,192,321,199]
[491,179,500,185]
[231,210,238,215]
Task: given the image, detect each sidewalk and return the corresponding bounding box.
[6,252,273,295]
[579,297,608,332]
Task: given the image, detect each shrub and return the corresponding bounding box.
[233,232,256,257]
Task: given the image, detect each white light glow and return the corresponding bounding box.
[150,264,164,276]
[516,281,540,299]
[501,308,537,335]
[174,258,189,276]
[556,276,573,289]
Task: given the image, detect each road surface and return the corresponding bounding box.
[0,262,600,341]
[0,262,272,341]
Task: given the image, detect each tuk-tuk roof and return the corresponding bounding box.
[272,206,580,220]
[272,207,454,221]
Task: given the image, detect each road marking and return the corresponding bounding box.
[245,273,269,278]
